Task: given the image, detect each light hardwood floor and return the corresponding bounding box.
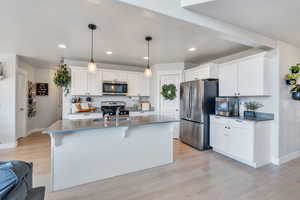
[1,132,300,200]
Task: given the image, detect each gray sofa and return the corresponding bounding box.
[0,161,45,200]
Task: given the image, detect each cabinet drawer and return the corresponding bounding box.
[229,119,254,129]
[211,116,228,125]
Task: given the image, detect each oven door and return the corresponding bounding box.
[103,82,128,95]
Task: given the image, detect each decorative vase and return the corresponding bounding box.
[244,111,256,118]
[286,79,297,85]
[292,92,300,100]
[291,69,300,74]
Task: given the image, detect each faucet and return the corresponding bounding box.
[116,106,121,125]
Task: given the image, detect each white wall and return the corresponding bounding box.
[278,41,300,160]
[0,54,17,146]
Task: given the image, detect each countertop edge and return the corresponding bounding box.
[42,120,179,135]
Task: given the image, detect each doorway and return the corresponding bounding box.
[16,69,28,140]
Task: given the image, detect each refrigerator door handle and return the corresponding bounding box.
[188,86,192,119]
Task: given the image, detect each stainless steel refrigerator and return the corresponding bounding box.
[180,79,218,150]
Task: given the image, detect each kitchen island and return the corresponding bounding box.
[43,115,179,191]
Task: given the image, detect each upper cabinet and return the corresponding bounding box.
[70,67,150,97]
[127,72,150,96]
[71,67,102,96]
[184,63,219,82]
[102,70,127,82]
[219,52,272,97]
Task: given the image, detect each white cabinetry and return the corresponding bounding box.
[102,70,127,82]
[218,52,272,96]
[70,67,150,97]
[127,72,150,96]
[184,63,218,82]
[71,67,102,96]
[210,115,271,168]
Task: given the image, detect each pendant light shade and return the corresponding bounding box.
[144,36,152,78]
[88,24,97,73]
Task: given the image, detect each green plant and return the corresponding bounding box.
[285,73,299,80]
[244,101,264,111]
[53,64,71,95]
[290,65,300,72]
[291,84,300,93]
[161,84,177,100]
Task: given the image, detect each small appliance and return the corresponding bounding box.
[180,79,219,150]
[102,82,128,96]
[101,101,129,119]
[141,101,151,111]
[215,97,239,117]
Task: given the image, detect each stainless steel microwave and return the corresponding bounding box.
[215,97,239,117]
[102,82,128,95]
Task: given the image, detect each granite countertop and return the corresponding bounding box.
[213,112,274,122]
[43,115,179,134]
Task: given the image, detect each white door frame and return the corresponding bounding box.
[155,70,183,115]
[16,68,28,139]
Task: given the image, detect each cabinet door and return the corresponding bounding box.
[71,69,88,95]
[219,62,238,96]
[127,72,140,96]
[210,117,228,152]
[102,70,128,82]
[117,71,128,82]
[227,125,254,162]
[238,57,264,96]
[87,70,102,96]
[102,70,118,82]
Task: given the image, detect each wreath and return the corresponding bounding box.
[161,84,177,100]
[54,64,71,95]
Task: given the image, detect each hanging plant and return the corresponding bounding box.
[53,63,71,95]
[290,64,300,74]
[285,73,299,85]
[161,84,177,100]
[290,84,300,100]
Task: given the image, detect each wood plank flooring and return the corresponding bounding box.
[1,132,300,200]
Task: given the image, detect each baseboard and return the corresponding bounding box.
[271,151,300,165]
[0,142,17,150]
[27,128,45,136]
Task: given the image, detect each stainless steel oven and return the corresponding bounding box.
[102,82,128,95]
[215,97,239,117]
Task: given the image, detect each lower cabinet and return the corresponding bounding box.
[210,115,271,168]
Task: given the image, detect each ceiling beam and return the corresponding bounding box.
[181,0,217,8]
[117,0,277,49]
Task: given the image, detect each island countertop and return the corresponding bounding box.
[43,115,179,134]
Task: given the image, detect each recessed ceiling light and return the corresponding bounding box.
[106,51,113,55]
[58,44,67,49]
[144,56,149,60]
[188,48,196,52]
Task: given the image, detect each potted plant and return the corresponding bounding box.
[285,73,299,85]
[243,101,264,118]
[291,84,300,100]
[53,63,71,95]
[290,65,300,74]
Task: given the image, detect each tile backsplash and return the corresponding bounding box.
[63,95,151,117]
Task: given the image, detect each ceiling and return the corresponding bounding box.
[185,0,300,48]
[1,0,250,68]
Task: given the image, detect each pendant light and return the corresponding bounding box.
[144,36,152,78]
[88,24,97,73]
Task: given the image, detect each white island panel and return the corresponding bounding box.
[50,123,174,191]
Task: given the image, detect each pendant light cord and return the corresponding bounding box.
[91,29,94,60]
[147,40,150,68]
